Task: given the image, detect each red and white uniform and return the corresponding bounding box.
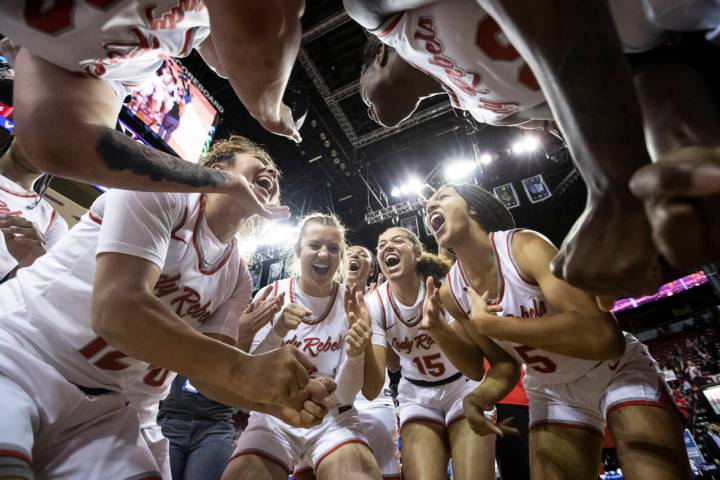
[0,174,68,280]
[445,229,671,434]
[370,0,667,124]
[0,0,210,99]
[232,277,370,475]
[0,189,251,479]
[368,281,480,429]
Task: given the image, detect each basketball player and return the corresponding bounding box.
[224,214,382,480]
[425,183,691,480]
[344,0,676,298]
[0,138,67,283]
[0,136,333,480]
[0,0,302,208]
[361,226,498,480]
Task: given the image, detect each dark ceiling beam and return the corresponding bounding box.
[298,48,360,144]
[332,80,359,101]
[302,11,351,43]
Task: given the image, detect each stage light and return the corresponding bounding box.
[480,153,493,165]
[444,160,476,181]
[512,135,541,155]
[257,222,298,247]
[405,177,424,195]
[391,187,400,198]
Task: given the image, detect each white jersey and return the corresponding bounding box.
[640,0,720,38]
[371,0,668,124]
[9,189,252,391]
[252,277,349,379]
[368,281,461,383]
[0,174,68,280]
[0,0,210,85]
[445,229,599,385]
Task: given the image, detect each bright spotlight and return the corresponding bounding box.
[445,160,476,181]
[479,153,493,165]
[512,136,540,155]
[400,184,410,195]
[391,187,400,198]
[259,222,297,247]
[406,177,424,195]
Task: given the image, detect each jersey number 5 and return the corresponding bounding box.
[513,345,557,374]
[412,353,446,377]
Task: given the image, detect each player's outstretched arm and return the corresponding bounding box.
[91,252,313,407]
[13,50,244,195]
[203,0,304,142]
[475,0,660,297]
[467,231,626,361]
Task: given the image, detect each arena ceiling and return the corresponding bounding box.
[179,0,585,249]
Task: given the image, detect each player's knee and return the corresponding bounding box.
[221,455,275,480]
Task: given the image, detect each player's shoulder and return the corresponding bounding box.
[509,228,555,254]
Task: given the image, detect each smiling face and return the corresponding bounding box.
[347,245,374,286]
[376,228,421,282]
[226,152,280,206]
[297,222,343,289]
[425,187,474,249]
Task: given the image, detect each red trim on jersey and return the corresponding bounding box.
[387,282,422,327]
[446,414,466,429]
[289,276,339,325]
[229,450,290,475]
[0,184,36,198]
[530,420,603,437]
[136,476,162,480]
[606,399,664,416]
[446,267,470,317]
[314,439,370,470]
[192,195,235,275]
[79,336,108,359]
[401,416,445,428]
[179,27,195,56]
[0,449,32,465]
[45,209,57,233]
[170,207,188,242]
[375,12,404,38]
[88,211,103,225]
[273,280,280,297]
[507,230,539,286]
[489,232,505,304]
[376,285,389,330]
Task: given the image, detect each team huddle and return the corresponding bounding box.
[0,0,717,479]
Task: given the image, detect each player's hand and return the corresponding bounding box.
[255,103,302,144]
[273,302,311,337]
[237,287,285,346]
[420,276,444,331]
[0,214,47,267]
[550,193,662,297]
[239,345,314,405]
[464,390,518,437]
[368,273,385,293]
[465,286,503,335]
[630,146,720,270]
[225,171,290,221]
[273,377,337,428]
[345,293,372,358]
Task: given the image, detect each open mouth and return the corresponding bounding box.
[312,264,331,276]
[254,175,274,203]
[429,212,446,234]
[349,259,361,272]
[384,253,400,268]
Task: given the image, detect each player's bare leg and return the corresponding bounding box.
[631,59,720,269]
[608,400,691,480]
[529,425,602,480]
[221,454,288,480]
[315,443,381,480]
[400,421,450,480]
[447,418,496,480]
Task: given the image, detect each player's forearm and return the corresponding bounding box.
[479,360,520,404]
[335,353,366,404]
[91,290,247,388]
[428,322,485,380]
[478,0,650,195]
[361,345,387,400]
[477,311,625,360]
[205,0,303,122]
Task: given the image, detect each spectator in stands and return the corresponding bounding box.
[686,361,703,385]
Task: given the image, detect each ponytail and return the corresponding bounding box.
[417,252,451,284]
